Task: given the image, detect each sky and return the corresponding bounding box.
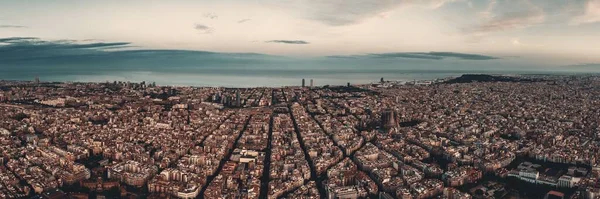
[1,0,600,79]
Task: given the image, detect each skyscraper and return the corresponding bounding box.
[235,90,241,107]
[302,79,305,87]
[381,109,398,130]
[310,79,313,87]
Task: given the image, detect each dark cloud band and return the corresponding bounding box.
[332,52,498,61]
[266,40,310,44]
[0,25,27,28]
[194,24,214,34]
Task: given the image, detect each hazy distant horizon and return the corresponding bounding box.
[1,37,599,87]
[1,68,596,88]
[0,37,598,87]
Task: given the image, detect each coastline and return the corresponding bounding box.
[1,70,598,88]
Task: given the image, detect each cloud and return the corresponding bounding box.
[204,13,218,19]
[571,0,600,25]
[472,12,544,33]
[510,38,543,47]
[266,40,310,44]
[564,63,600,68]
[369,53,443,60]
[430,0,467,9]
[237,19,251,23]
[0,37,132,61]
[512,38,522,46]
[293,0,406,26]
[0,37,130,48]
[0,37,277,66]
[194,24,214,34]
[467,0,544,34]
[0,25,27,28]
[478,0,497,19]
[326,55,359,59]
[332,52,498,60]
[0,37,37,43]
[273,0,468,26]
[420,52,498,60]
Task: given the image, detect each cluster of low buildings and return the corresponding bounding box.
[282,181,320,199]
[203,148,263,198]
[0,166,29,198]
[268,113,311,198]
[441,166,483,187]
[108,160,157,187]
[324,158,378,198]
[290,102,344,175]
[203,112,271,199]
[6,147,91,194]
[507,161,587,188]
[0,75,600,198]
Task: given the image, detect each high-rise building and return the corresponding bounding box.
[381,109,398,130]
[310,79,314,87]
[235,90,241,107]
[302,79,306,87]
[35,76,40,84]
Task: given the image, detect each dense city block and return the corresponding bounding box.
[1,75,600,198]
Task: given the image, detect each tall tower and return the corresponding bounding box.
[235,90,241,107]
[310,79,314,87]
[381,109,398,130]
[302,79,306,87]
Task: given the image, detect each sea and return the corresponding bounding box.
[0,51,597,87]
[0,68,591,88]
